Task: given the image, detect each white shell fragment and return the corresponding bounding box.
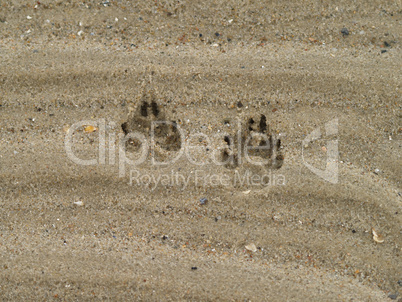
[245,243,257,252]
[372,228,384,243]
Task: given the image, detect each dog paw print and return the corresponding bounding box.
[221,114,284,169]
[121,90,181,153]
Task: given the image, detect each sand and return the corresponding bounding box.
[0,0,401,300]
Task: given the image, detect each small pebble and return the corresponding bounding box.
[191,267,197,270]
[84,125,97,133]
[388,293,398,300]
[199,198,208,205]
[341,28,349,36]
[381,50,387,54]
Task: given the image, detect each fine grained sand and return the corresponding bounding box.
[0,0,401,300]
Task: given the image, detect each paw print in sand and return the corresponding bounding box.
[221,114,284,169]
[121,90,181,155]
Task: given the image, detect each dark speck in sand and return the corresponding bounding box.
[341,28,349,36]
